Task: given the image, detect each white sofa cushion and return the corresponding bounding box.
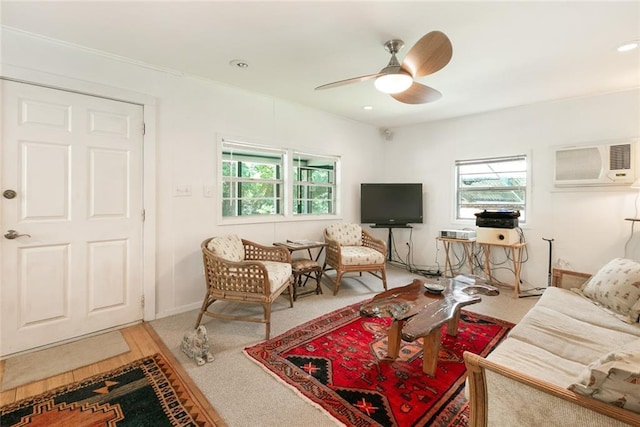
[487,338,587,388]
[539,287,640,336]
[325,223,363,246]
[207,234,244,262]
[508,305,639,366]
[569,339,640,413]
[577,258,640,323]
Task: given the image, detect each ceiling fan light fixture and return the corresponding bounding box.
[374,72,413,94]
[617,41,639,52]
[314,31,452,104]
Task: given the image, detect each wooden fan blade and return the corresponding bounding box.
[402,31,453,78]
[315,72,383,90]
[391,82,442,104]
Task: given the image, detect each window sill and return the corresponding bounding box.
[218,213,342,226]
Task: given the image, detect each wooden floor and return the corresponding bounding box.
[0,323,227,426]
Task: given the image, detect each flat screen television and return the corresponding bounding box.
[360,183,423,226]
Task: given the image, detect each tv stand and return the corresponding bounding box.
[371,224,412,261]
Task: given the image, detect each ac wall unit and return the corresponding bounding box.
[554,141,637,187]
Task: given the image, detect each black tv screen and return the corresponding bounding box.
[360,183,423,226]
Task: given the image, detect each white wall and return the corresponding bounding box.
[380,89,640,289]
[1,29,385,317]
[4,28,639,313]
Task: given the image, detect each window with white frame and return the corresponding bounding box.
[221,140,285,218]
[293,152,337,215]
[220,138,340,220]
[455,155,528,221]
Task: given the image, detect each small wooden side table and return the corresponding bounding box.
[290,259,323,300]
[274,241,326,300]
[436,237,475,277]
[479,241,526,298]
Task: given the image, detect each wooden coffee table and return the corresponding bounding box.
[360,278,481,375]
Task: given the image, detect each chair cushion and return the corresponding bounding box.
[576,258,640,322]
[340,246,385,266]
[325,223,362,246]
[261,261,292,292]
[207,235,244,262]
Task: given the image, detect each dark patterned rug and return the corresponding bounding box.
[1,353,215,426]
[245,302,513,427]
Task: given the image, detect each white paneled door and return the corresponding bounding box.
[1,80,144,356]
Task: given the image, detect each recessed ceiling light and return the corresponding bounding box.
[229,59,249,68]
[363,106,373,110]
[617,41,639,52]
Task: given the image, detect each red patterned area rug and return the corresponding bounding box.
[244,302,513,427]
[1,353,216,426]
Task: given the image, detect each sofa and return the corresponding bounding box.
[464,258,640,426]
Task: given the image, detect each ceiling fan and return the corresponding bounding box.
[315,31,452,105]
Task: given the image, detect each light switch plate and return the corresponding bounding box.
[173,185,192,197]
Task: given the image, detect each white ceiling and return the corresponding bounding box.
[1,1,639,128]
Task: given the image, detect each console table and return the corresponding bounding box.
[274,240,326,261]
[479,241,526,299]
[436,236,526,298]
[436,237,475,277]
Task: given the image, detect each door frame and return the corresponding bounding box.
[1,64,157,322]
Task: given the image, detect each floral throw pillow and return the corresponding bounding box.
[578,258,640,322]
[569,340,640,413]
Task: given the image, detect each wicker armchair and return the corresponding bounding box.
[196,235,294,339]
[322,223,388,295]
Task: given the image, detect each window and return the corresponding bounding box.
[293,152,337,215]
[455,155,527,221]
[219,137,340,221]
[222,140,285,218]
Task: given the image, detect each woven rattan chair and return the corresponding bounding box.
[197,235,294,339]
[322,223,388,295]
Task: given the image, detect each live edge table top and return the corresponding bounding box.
[360,278,481,375]
[360,278,481,342]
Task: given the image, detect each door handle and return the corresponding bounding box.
[4,230,31,240]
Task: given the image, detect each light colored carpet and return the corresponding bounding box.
[150,265,538,427]
[1,330,129,391]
